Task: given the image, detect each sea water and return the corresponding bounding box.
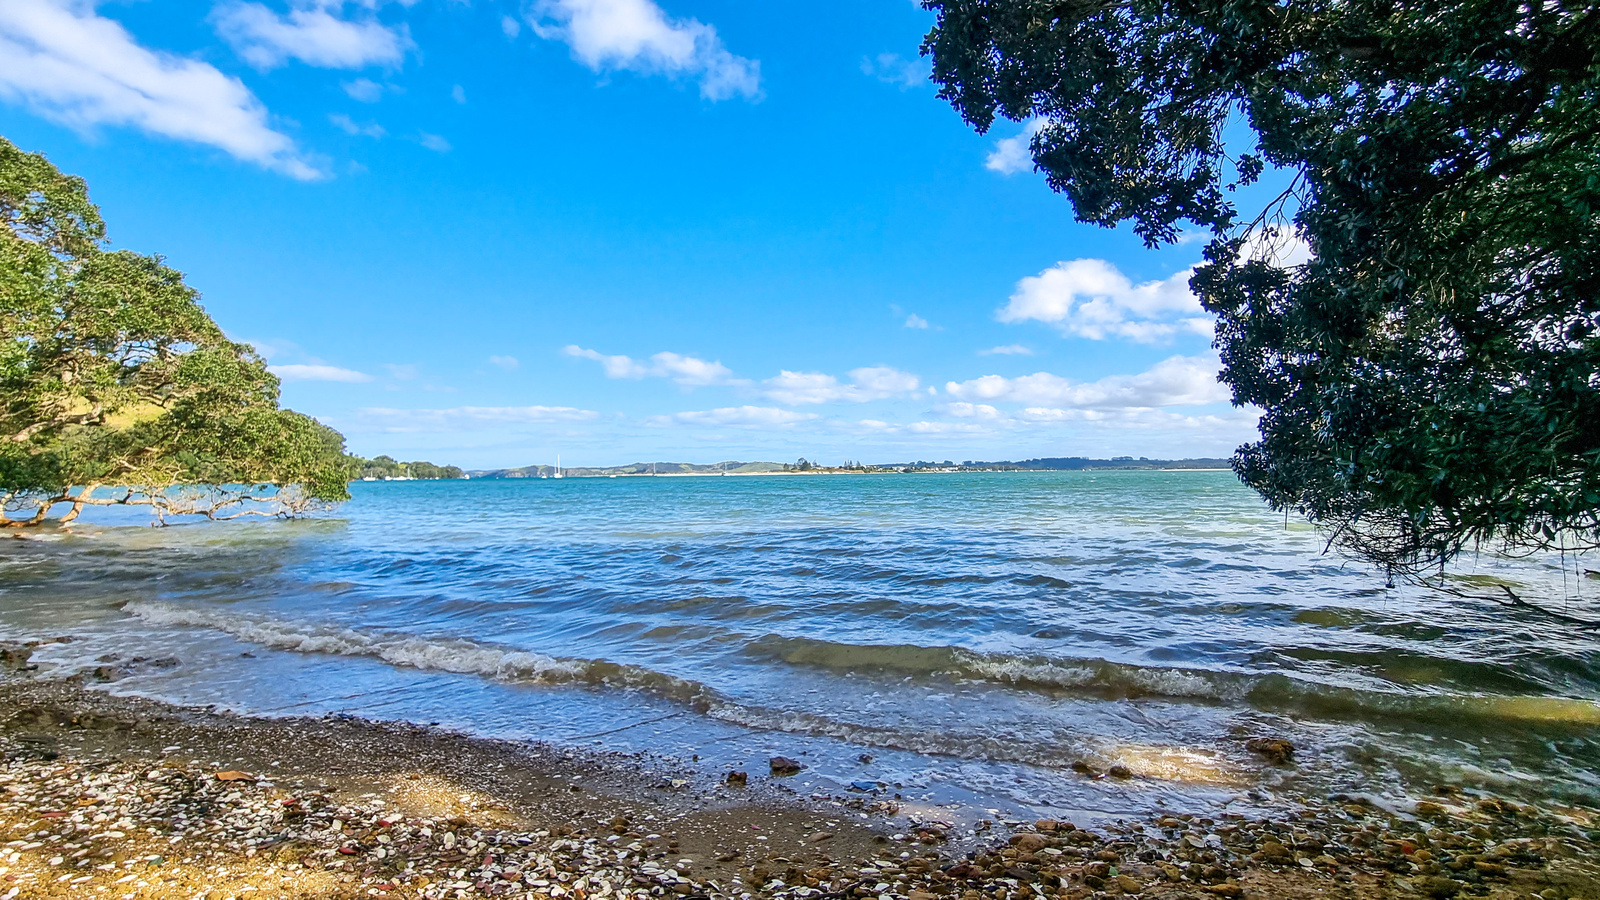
[2,471,1596,822]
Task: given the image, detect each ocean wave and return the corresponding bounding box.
[746,635,1246,700]
[123,602,1600,754]
[123,601,716,709]
[746,636,1600,729]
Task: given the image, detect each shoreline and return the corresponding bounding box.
[2,674,1596,900]
[457,469,1237,481]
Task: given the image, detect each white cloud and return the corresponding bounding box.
[658,406,817,428]
[529,0,760,101]
[860,52,927,89]
[451,84,466,104]
[488,355,519,370]
[342,76,384,101]
[998,258,1212,343]
[501,15,521,38]
[979,344,1032,356]
[1016,406,1256,431]
[907,420,987,434]
[329,112,383,137]
[213,1,412,70]
[904,313,929,329]
[763,366,920,405]
[357,405,599,431]
[272,363,373,382]
[985,117,1044,175]
[563,345,738,387]
[1240,223,1313,268]
[945,355,1229,409]
[0,0,318,179]
[419,132,451,152]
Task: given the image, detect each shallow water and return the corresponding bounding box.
[3,471,1597,822]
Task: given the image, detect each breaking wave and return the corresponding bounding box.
[124,601,718,710]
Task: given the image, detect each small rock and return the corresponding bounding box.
[214,770,255,782]
[806,831,833,843]
[1244,738,1296,763]
[1115,874,1144,893]
[725,771,748,787]
[1107,765,1133,779]
[1417,876,1461,899]
[769,756,804,776]
[1010,834,1049,853]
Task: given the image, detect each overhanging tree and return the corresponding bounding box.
[922,0,1600,606]
[1,137,357,525]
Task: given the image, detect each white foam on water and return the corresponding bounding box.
[127,600,585,684]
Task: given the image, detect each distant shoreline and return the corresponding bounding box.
[462,458,1237,480]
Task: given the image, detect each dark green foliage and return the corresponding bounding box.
[355,455,465,480]
[923,0,1600,576]
[0,136,357,524]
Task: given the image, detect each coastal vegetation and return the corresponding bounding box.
[0,137,356,525]
[922,0,1600,600]
[355,454,465,480]
[465,458,1230,478]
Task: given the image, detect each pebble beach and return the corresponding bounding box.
[2,672,1597,900]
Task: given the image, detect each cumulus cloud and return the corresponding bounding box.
[564,345,738,387]
[985,117,1044,175]
[0,0,318,179]
[979,344,1032,356]
[451,84,466,104]
[998,258,1212,343]
[342,76,384,101]
[528,0,760,101]
[763,366,920,405]
[943,402,1004,419]
[213,1,412,70]
[904,313,929,330]
[329,112,383,137]
[860,52,927,89]
[418,131,450,152]
[488,355,519,370]
[658,406,817,428]
[271,363,373,382]
[945,355,1229,410]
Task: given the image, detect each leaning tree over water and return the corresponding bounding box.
[1,137,356,525]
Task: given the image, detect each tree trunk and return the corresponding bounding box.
[58,484,99,525]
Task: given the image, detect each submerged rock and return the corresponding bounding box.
[1245,737,1296,763]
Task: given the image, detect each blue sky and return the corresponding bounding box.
[0,0,1266,468]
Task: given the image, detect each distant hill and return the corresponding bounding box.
[467,461,788,479]
[958,456,1232,471]
[466,458,1231,478]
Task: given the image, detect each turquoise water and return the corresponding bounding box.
[3,471,1597,821]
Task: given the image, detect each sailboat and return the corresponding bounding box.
[553,454,563,479]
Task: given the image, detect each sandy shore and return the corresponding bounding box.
[2,670,1597,900]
